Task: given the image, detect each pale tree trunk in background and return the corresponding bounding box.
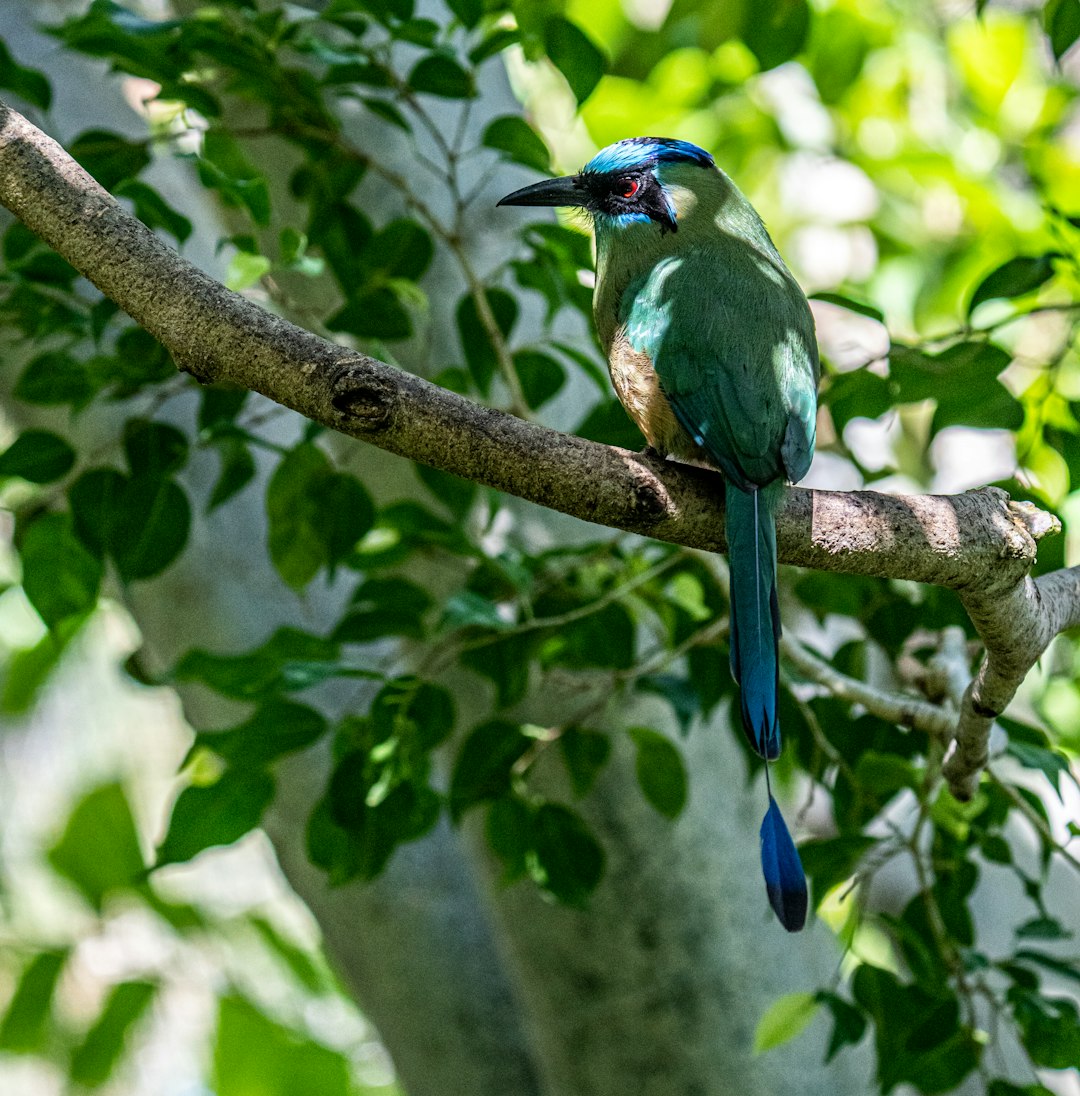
[4,4,866,1093]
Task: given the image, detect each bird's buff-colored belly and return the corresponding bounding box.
[607,329,704,462]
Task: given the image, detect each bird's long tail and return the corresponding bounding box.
[725,480,782,760]
[760,769,808,932]
[726,480,807,931]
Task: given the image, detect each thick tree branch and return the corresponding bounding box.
[1,101,1076,797]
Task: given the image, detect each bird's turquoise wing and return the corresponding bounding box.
[621,245,818,488]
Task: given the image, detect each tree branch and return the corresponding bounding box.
[1,101,1076,798]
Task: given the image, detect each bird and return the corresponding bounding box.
[498,136,818,932]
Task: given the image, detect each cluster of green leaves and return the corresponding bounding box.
[0,783,383,1094]
[2,0,1080,1093]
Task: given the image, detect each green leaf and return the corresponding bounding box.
[544,16,605,103]
[198,128,271,226]
[111,476,191,581]
[156,769,276,866]
[810,292,884,322]
[968,254,1061,316]
[988,1082,1055,1096]
[456,288,519,395]
[514,349,566,409]
[470,27,520,65]
[486,795,533,880]
[798,835,876,899]
[1015,916,1071,940]
[68,129,150,189]
[0,951,68,1052]
[638,674,700,736]
[70,981,157,1088]
[754,992,821,1053]
[889,342,1022,432]
[441,590,511,631]
[0,430,75,483]
[742,0,811,70]
[107,327,177,396]
[853,966,982,1092]
[114,179,192,242]
[249,917,330,995]
[370,676,455,750]
[446,0,482,28]
[408,54,475,98]
[362,97,411,130]
[333,576,433,643]
[1045,0,1080,62]
[123,419,188,479]
[1,626,76,715]
[316,776,437,882]
[529,802,604,904]
[627,726,688,819]
[172,628,344,701]
[14,350,95,408]
[853,751,916,795]
[415,463,477,519]
[482,116,551,173]
[823,369,892,430]
[1011,991,1080,1068]
[0,40,51,109]
[1006,738,1073,799]
[266,444,374,589]
[68,465,190,580]
[450,720,530,819]
[19,514,102,628]
[208,436,257,511]
[546,601,636,670]
[575,399,647,450]
[213,995,352,1096]
[199,385,249,432]
[327,285,413,339]
[364,218,434,281]
[1014,949,1080,988]
[194,700,329,768]
[816,991,868,1063]
[461,630,538,708]
[559,727,611,797]
[69,467,128,557]
[48,784,145,911]
[227,251,271,291]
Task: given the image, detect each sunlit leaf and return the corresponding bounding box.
[754,992,820,1053]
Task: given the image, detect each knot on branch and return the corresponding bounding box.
[331,365,397,431]
[627,462,674,522]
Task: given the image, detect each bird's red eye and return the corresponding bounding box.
[621,179,639,199]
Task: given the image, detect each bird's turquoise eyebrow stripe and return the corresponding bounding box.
[582,136,715,174]
[498,136,819,932]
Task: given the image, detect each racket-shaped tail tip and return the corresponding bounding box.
[760,796,808,932]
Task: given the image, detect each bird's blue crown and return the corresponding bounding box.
[583,137,715,176]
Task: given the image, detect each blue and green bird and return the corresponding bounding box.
[499,137,818,932]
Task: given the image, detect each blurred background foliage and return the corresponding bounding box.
[1,0,1080,1092]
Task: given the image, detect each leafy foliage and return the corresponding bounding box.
[1,0,1080,1093]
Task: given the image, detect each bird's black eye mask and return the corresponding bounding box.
[579,170,679,234]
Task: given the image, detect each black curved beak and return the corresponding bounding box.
[496,175,582,208]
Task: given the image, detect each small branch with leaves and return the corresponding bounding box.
[1,100,1078,799]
